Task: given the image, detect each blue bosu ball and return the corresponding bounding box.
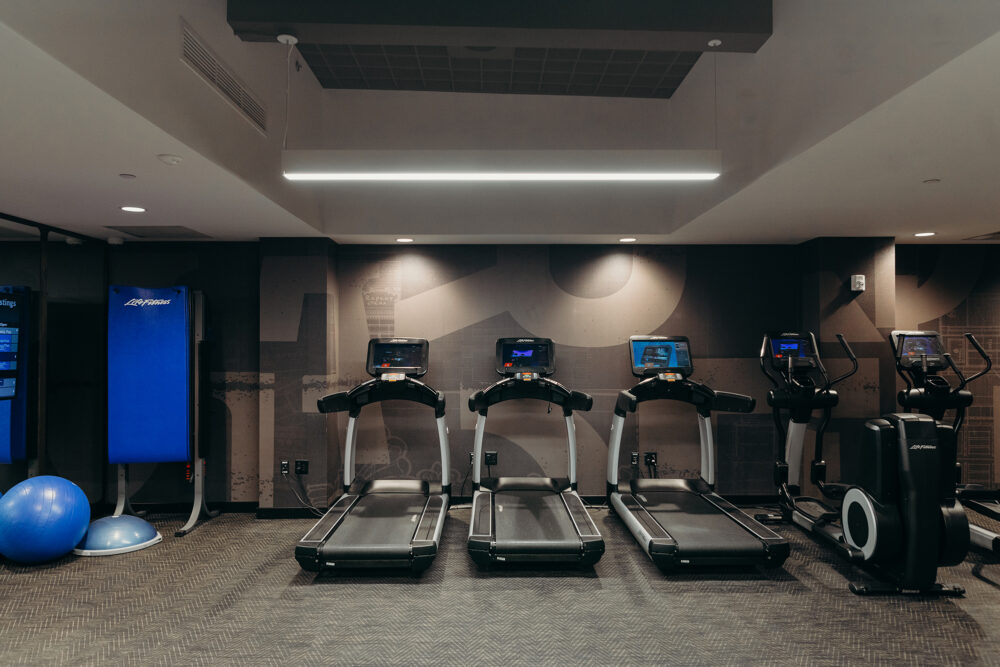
[0,475,91,564]
[73,514,162,556]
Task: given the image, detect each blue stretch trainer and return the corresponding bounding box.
[0,476,90,564]
[74,514,162,556]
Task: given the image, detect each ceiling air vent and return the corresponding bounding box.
[105,225,212,240]
[964,231,1000,241]
[181,20,266,133]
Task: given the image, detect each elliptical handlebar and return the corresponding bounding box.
[961,332,992,389]
[825,334,859,389]
[943,353,967,391]
[759,335,781,389]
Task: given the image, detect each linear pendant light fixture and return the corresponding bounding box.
[282,149,721,182]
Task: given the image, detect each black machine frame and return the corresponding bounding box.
[759,330,968,596]
[296,337,451,573]
[890,330,1000,553]
[468,337,604,566]
[608,335,789,570]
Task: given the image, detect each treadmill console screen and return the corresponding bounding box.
[892,331,947,370]
[365,338,429,378]
[0,293,24,399]
[629,336,693,377]
[496,337,555,376]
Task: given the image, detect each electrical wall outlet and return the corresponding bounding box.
[630,451,639,466]
[280,459,290,474]
[294,459,309,475]
[644,452,657,466]
[850,274,866,292]
[485,451,498,466]
[469,451,475,464]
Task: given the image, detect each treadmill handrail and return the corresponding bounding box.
[614,376,755,418]
[318,377,445,418]
[468,376,593,416]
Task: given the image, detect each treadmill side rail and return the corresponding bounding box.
[468,490,494,566]
[701,492,790,567]
[295,494,361,571]
[410,493,448,572]
[561,491,605,565]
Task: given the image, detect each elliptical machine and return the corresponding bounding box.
[759,331,968,595]
[890,330,1000,554]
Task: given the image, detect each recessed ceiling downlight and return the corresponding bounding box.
[914,232,936,237]
[120,206,146,213]
[157,154,183,166]
[396,238,414,243]
[619,237,637,243]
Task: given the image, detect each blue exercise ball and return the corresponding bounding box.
[74,514,162,556]
[0,475,90,564]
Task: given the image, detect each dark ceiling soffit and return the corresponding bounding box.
[0,211,97,243]
[228,0,772,52]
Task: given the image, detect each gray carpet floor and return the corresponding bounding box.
[2,507,1000,666]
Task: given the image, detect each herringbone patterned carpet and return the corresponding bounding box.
[2,509,1000,666]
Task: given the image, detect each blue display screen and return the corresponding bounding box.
[631,340,690,371]
[772,338,811,359]
[0,301,22,398]
[501,343,550,369]
[899,335,943,358]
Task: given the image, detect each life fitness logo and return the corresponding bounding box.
[515,338,535,343]
[124,298,172,307]
[0,299,16,309]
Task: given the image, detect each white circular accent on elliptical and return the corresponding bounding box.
[842,487,878,561]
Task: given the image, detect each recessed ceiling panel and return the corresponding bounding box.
[229,0,770,98]
[297,44,699,98]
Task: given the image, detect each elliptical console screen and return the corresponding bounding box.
[496,337,555,376]
[0,293,23,399]
[767,333,817,371]
[365,338,429,377]
[629,336,692,377]
[893,331,946,369]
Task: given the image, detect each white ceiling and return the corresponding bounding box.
[0,1,999,245]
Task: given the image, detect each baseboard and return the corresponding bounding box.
[257,507,321,519]
[91,501,258,515]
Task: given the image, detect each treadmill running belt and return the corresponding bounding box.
[639,490,765,556]
[323,493,428,548]
[494,490,580,553]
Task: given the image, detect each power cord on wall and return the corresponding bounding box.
[282,470,324,517]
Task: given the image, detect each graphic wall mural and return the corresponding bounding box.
[4,238,1000,510]
[327,244,798,500]
[897,245,998,487]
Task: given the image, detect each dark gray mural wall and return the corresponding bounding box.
[4,237,1000,511]
[897,245,998,487]
[260,238,339,510]
[325,244,801,500]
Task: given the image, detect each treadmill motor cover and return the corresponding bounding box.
[366,337,429,377]
[629,335,692,377]
[496,337,555,376]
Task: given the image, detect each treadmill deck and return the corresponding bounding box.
[613,478,789,569]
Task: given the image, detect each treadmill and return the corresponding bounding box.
[606,335,789,570]
[467,337,604,566]
[295,337,450,573]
